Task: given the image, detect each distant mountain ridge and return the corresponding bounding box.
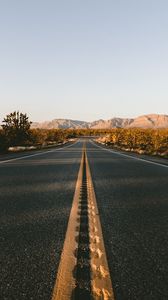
[31,114,168,129]
[32,119,88,129]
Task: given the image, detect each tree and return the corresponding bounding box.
[0,130,8,152]
[2,111,32,146]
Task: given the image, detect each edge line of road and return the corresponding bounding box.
[0,141,79,165]
[91,140,168,169]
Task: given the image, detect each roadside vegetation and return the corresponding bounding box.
[0,111,167,157]
[96,128,168,158]
[0,111,70,153]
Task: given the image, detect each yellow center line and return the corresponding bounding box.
[52,144,115,300]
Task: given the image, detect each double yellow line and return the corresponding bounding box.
[52,144,115,300]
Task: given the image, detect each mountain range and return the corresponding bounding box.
[32,114,168,129]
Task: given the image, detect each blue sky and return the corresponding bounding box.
[0,0,168,122]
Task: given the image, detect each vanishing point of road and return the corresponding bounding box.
[0,140,168,300]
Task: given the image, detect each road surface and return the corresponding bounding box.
[0,139,168,299]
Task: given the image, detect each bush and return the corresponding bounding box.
[98,128,168,157]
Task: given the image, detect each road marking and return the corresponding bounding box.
[52,145,115,300]
[92,141,168,169]
[0,141,79,165]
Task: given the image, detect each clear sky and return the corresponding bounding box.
[0,0,168,122]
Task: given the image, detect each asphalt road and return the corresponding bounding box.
[0,141,83,300]
[0,139,168,300]
[87,140,168,300]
